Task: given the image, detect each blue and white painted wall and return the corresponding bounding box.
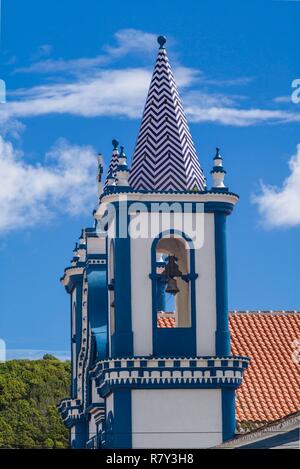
[58,36,249,450]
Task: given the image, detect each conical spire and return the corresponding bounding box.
[104,139,119,188]
[129,36,206,192]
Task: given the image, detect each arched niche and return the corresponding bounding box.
[155,236,190,327]
[151,231,197,357]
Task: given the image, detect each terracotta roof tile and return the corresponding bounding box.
[230,311,300,423]
[157,316,176,328]
[157,311,300,423]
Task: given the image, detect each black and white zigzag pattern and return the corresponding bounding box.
[129,48,206,192]
[104,148,119,187]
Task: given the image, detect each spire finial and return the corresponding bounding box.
[97,152,104,195]
[157,36,167,49]
[97,152,103,165]
[116,145,130,187]
[211,147,227,191]
[106,168,116,186]
[214,147,222,160]
[120,145,126,158]
[112,139,119,150]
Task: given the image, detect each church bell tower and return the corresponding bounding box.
[93,36,249,448]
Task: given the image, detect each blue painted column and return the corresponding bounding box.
[70,294,75,398]
[69,276,83,399]
[111,201,133,357]
[112,390,132,448]
[156,277,166,311]
[222,388,236,441]
[87,266,108,359]
[71,420,87,449]
[214,212,231,356]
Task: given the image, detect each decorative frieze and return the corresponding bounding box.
[92,356,249,397]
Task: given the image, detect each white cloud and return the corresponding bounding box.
[253,144,300,227]
[0,136,98,233]
[15,29,157,75]
[2,68,300,127]
[2,28,300,128]
[0,118,25,139]
[16,55,108,75]
[1,66,201,123]
[203,76,254,87]
[186,105,300,126]
[183,90,245,108]
[273,95,292,104]
[103,29,158,58]
[2,69,152,120]
[171,66,201,88]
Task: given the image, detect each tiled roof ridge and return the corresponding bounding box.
[230,310,300,315]
[215,410,300,448]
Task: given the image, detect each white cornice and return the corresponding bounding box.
[61,266,84,286]
[96,192,238,218]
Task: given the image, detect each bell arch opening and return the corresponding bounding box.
[155,236,191,328]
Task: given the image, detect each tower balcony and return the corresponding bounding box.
[92,356,250,398]
[58,398,84,428]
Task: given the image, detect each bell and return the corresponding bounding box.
[163,255,182,278]
[165,277,180,295]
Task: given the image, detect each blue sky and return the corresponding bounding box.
[0,0,300,360]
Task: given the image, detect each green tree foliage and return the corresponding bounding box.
[0,357,70,449]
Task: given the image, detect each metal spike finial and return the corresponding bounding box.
[211,146,227,190]
[157,36,167,49]
[120,145,126,158]
[97,152,103,166]
[214,147,222,160]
